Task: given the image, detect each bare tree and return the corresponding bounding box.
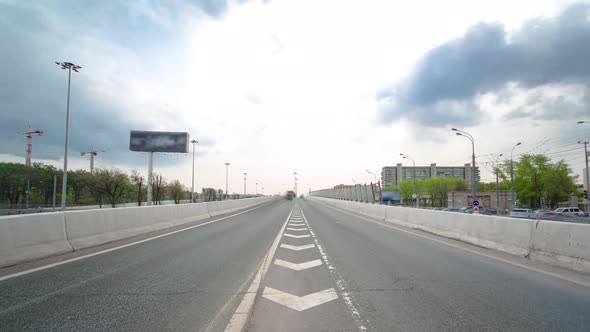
[169,180,184,204]
[130,170,145,206]
[152,173,166,205]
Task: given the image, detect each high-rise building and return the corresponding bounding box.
[381,163,480,187]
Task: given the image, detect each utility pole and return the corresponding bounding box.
[243,172,247,196]
[494,153,503,215]
[511,142,522,207]
[56,61,82,209]
[80,147,105,173]
[294,172,298,195]
[256,182,258,195]
[579,141,589,191]
[19,125,44,167]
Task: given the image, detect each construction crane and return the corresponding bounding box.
[81,147,106,173]
[18,125,44,167]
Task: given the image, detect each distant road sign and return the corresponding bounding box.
[412,193,417,199]
[474,206,480,214]
[473,200,479,206]
[412,198,417,203]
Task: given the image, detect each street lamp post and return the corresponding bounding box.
[400,153,417,207]
[510,142,522,207]
[224,163,230,200]
[256,182,258,195]
[293,172,298,195]
[55,62,81,210]
[243,172,247,196]
[452,128,477,209]
[191,140,198,203]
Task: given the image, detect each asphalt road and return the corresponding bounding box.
[2,197,590,331]
[0,199,291,331]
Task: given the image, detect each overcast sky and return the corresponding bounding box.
[1,0,589,195]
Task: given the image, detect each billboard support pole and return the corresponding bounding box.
[147,152,153,206]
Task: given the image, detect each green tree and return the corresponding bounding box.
[68,170,91,206]
[514,154,577,208]
[130,170,145,206]
[87,168,131,208]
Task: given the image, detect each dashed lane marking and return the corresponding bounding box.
[262,287,338,311]
[279,243,315,251]
[283,233,311,239]
[286,227,309,231]
[274,259,323,271]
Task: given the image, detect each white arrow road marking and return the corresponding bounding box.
[274,259,323,271]
[289,221,305,224]
[286,227,308,231]
[284,233,310,239]
[280,243,315,251]
[262,287,338,311]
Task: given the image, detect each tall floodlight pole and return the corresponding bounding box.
[225,163,230,200]
[452,128,476,207]
[510,142,522,206]
[191,140,198,202]
[495,153,504,214]
[243,172,247,196]
[256,182,258,195]
[294,172,298,195]
[56,61,81,209]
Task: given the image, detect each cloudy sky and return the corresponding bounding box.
[1,0,589,194]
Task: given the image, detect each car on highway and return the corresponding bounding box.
[510,208,534,218]
[458,206,471,213]
[442,207,461,212]
[554,207,585,216]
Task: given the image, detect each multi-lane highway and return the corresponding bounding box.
[1,198,590,331]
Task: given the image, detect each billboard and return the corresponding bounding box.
[382,190,401,202]
[129,131,189,153]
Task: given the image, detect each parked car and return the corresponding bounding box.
[537,212,571,222]
[554,207,585,216]
[510,208,534,218]
[533,209,552,219]
[464,207,498,215]
[458,206,471,213]
[442,207,461,212]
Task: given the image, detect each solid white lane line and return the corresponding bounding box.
[279,244,315,251]
[316,202,590,289]
[224,209,292,332]
[274,259,323,271]
[301,209,368,331]
[286,227,308,231]
[283,233,310,239]
[262,287,338,311]
[0,201,276,283]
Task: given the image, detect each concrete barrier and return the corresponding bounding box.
[310,196,590,274]
[0,212,73,267]
[530,220,590,274]
[66,197,273,251]
[0,197,275,266]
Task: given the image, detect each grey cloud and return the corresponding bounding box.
[378,3,590,127]
[0,2,215,167]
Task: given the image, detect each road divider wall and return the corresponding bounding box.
[0,197,275,267]
[0,212,72,268]
[310,196,590,274]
